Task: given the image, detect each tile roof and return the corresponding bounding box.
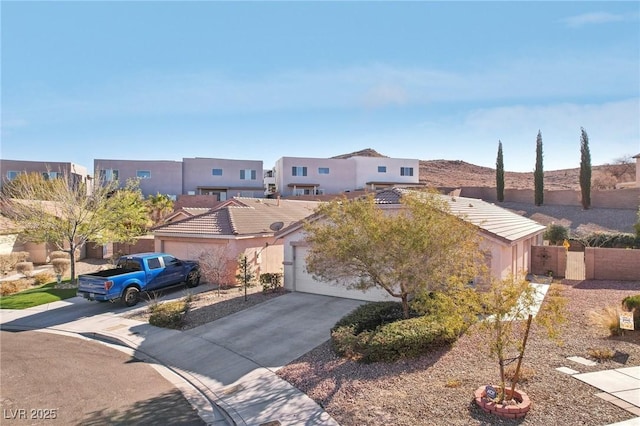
[372,188,546,244]
[154,197,321,237]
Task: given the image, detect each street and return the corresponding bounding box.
[0,330,204,425]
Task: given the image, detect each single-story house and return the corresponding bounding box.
[152,197,322,284]
[276,188,547,302]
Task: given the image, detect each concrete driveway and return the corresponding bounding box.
[186,292,365,370]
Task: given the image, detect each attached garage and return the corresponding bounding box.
[288,244,394,302]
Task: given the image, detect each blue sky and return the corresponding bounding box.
[2,1,639,173]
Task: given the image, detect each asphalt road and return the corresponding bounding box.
[0,330,205,425]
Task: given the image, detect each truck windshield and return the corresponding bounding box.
[116,259,142,271]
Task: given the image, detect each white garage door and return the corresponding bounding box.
[293,246,393,302]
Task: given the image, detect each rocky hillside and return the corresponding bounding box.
[334,148,636,190]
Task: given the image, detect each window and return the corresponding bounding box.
[292,166,307,177]
[6,171,21,180]
[99,169,119,182]
[318,167,330,175]
[400,167,414,177]
[162,255,179,267]
[240,169,257,180]
[42,171,59,180]
[212,168,223,176]
[378,166,387,173]
[147,257,161,269]
[137,170,151,179]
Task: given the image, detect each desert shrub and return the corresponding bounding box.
[49,251,69,260]
[259,272,283,293]
[587,347,615,362]
[0,279,32,296]
[149,299,190,329]
[544,224,569,245]
[622,294,640,328]
[51,258,71,276]
[16,262,33,278]
[33,271,54,286]
[332,301,407,335]
[15,252,29,262]
[589,305,623,336]
[581,233,640,249]
[15,261,34,277]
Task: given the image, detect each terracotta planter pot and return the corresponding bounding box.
[474,385,531,419]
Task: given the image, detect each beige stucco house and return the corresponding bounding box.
[152,197,322,285]
[276,188,546,302]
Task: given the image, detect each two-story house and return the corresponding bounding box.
[274,155,420,196]
[0,160,90,194]
[94,157,264,200]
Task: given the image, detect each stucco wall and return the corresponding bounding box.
[275,157,357,196]
[0,234,20,255]
[457,187,640,209]
[531,246,567,278]
[585,247,640,281]
[94,159,183,198]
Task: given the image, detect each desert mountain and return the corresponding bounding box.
[335,149,636,191]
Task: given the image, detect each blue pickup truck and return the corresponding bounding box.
[77,252,201,307]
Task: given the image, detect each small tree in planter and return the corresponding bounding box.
[475,274,566,415]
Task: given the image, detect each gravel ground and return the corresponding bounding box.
[499,202,637,235]
[126,284,286,330]
[277,280,640,426]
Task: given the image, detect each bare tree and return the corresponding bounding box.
[1,173,148,284]
[197,246,233,296]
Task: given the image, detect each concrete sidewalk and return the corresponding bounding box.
[0,292,362,426]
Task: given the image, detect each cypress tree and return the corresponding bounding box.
[496,140,505,202]
[580,127,592,209]
[534,130,544,206]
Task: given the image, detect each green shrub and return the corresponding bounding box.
[16,262,34,277]
[332,301,407,335]
[259,272,283,293]
[622,294,640,328]
[544,224,569,245]
[149,299,189,329]
[361,316,459,363]
[33,271,54,286]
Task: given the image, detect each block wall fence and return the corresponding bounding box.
[445,187,640,210]
[531,246,640,281]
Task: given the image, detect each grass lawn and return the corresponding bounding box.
[0,282,77,309]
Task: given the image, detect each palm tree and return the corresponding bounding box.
[147,193,174,225]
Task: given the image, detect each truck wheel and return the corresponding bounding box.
[123,287,140,307]
[186,270,200,288]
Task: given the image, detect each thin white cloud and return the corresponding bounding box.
[560,12,627,28]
